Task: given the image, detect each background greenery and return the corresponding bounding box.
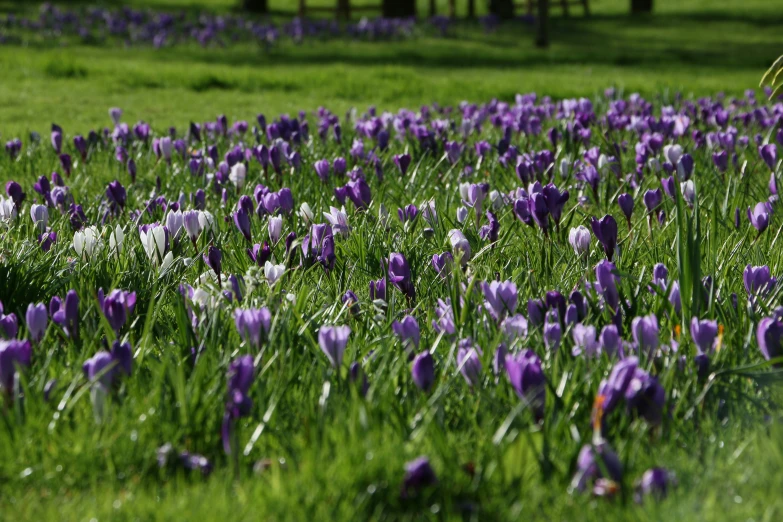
[1,1,782,521]
[0,0,780,137]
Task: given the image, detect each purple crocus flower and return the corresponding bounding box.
[743,264,775,297]
[759,143,777,171]
[690,317,718,355]
[505,349,545,420]
[432,299,456,335]
[314,159,330,182]
[98,288,137,335]
[457,338,482,387]
[388,253,415,300]
[0,302,19,339]
[59,154,72,177]
[204,246,223,282]
[431,252,453,279]
[5,181,25,208]
[234,308,272,349]
[318,325,351,368]
[106,180,127,213]
[669,281,682,315]
[625,366,665,424]
[398,204,418,223]
[392,315,420,351]
[596,360,639,420]
[346,179,372,209]
[401,457,437,498]
[394,153,412,176]
[369,277,387,301]
[590,215,618,261]
[481,280,518,321]
[527,298,546,326]
[756,317,783,362]
[572,323,601,357]
[233,208,251,242]
[747,202,771,233]
[542,183,570,226]
[411,351,435,392]
[631,314,659,355]
[0,339,32,393]
[643,189,663,213]
[712,150,728,172]
[25,303,47,342]
[513,197,533,227]
[479,210,500,242]
[543,310,562,351]
[73,135,87,160]
[530,192,550,233]
[222,355,255,454]
[571,443,623,493]
[82,342,132,390]
[341,291,360,315]
[51,130,62,153]
[636,468,675,502]
[599,325,621,358]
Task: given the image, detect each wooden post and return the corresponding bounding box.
[382,0,416,17]
[337,0,351,19]
[535,0,548,48]
[489,0,514,19]
[241,0,268,13]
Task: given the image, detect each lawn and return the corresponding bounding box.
[0,0,780,135]
[1,1,783,521]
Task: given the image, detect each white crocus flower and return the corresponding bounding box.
[229,163,247,189]
[30,204,48,232]
[165,210,184,240]
[159,251,175,273]
[448,229,471,267]
[0,196,17,223]
[299,202,314,224]
[73,226,103,260]
[108,224,124,256]
[139,225,168,265]
[378,203,390,228]
[198,210,217,238]
[264,261,286,285]
[323,206,350,237]
[268,216,283,244]
[183,210,203,244]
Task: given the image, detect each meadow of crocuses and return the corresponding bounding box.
[1,89,783,519]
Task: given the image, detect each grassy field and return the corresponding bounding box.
[0,0,780,136]
[1,1,783,521]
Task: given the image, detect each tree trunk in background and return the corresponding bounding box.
[535,0,549,48]
[242,0,268,13]
[429,0,437,17]
[382,0,416,18]
[468,0,476,18]
[631,0,653,14]
[489,0,515,19]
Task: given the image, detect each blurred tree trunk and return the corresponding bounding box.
[468,0,476,18]
[535,0,549,48]
[382,0,416,17]
[429,0,437,17]
[242,0,268,13]
[489,0,515,19]
[630,0,653,14]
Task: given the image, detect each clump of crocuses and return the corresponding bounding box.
[222,355,255,454]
